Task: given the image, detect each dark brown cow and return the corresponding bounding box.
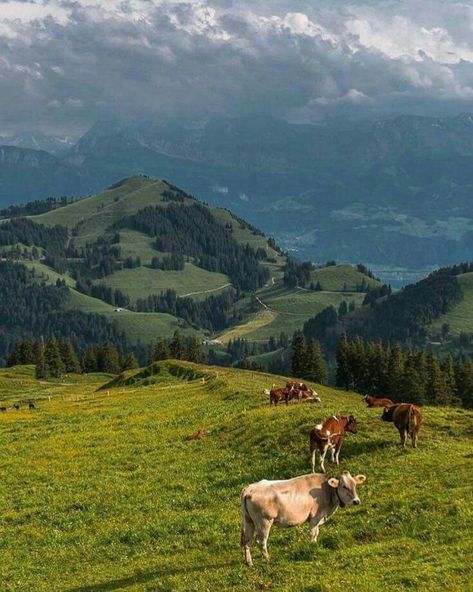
[363,394,394,407]
[0,406,6,412]
[309,415,358,473]
[381,404,422,448]
[28,402,36,410]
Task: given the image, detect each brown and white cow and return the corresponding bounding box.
[240,470,366,566]
[264,384,294,406]
[285,387,318,405]
[286,381,308,391]
[381,403,422,448]
[363,394,394,408]
[309,415,358,473]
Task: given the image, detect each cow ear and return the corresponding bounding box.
[355,475,366,484]
[342,470,349,476]
[328,478,339,488]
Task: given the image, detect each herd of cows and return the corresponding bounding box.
[239,383,423,566]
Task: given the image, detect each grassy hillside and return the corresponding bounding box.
[310,264,380,292]
[429,272,473,335]
[220,285,366,342]
[1,361,471,591]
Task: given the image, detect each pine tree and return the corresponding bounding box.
[336,334,351,390]
[122,352,139,371]
[81,347,98,373]
[59,340,81,373]
[291,333,307,378]
[305,339,328,384]
[98,343,121,374]
[187,336,202,363]
[386,343,404,397]
[44,338,65,378]
[170,331,185,360]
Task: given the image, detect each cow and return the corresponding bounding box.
[185,429,205,441]
[240,470,366,566]
[285,387,318,405]
[363,394,394,408]
[266,385,293,406]
[13,403,20,410]
[0,406,6,412]
[309,415,358,473]
[28,402,36,410]
[286,381,308,391]
[381,403,422,448]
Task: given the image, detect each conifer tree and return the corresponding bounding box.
[98,343,121,374]
[122,352,139,371]
[44,338,65,378]
[336,333,351,390]
[291,333,307,377]
[305,339,328,384]
[170,331,185,360]
[59,339,81,373]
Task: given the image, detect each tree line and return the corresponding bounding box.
[7,338,138,378]
[335,334,473,408]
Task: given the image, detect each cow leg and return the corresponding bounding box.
[256,519,273,561]
[311,448,316,473]
[399,428,407,447]
[320,445,329,473]
[241,518,255,566]
[412,429,418,448]
[330,445,335,463]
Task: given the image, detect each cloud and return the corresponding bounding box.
[1,1,473,133]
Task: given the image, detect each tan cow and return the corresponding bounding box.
[240,470,366,566]
[381,403,422,448]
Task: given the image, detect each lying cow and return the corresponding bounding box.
[185,429,205,441]
[363,394,394,408]
[309,415,357,473]
[286,381,308,391]
[240,470,366,566]
[381,403,422,448]
[285,387,320,405]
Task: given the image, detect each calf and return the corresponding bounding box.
[309,415,358,473]
[13,403,20,410]
[240,470,366,566]
[381,404,422,448]
[28,402,36,410]
[0,406,6,412]
[185,429,205,441]
[363,394,394,408]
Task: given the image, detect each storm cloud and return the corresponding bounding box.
[1,0,473,133]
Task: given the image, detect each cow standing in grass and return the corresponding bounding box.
[382,404,422,448]
[309,415,358,473]
[240,470,366,566]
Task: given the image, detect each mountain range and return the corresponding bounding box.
[2,113,473,272]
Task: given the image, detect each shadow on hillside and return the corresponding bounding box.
[344,437,392,458]
[67,561,238,592]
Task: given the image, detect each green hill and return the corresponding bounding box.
[0,176,382,352]
[0,361,471,591]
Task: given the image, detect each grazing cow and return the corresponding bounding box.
[267,385,293,406]
[309,415,358,473]
[240,470,366,566]
[28,402,36,410]
[0,406,6,412]
[363,394,394,408]
[381,404,422,448]
[13,403,20,410]
[185,429,205,441]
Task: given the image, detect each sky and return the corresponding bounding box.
[1,0,473,134]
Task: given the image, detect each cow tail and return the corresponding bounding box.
[408,405,414,435]
[240,489,250,547]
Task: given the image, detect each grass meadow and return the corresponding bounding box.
[1,362,472,591]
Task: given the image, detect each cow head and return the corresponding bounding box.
[263,389,271,396]
[381,406,395,422]
[328,470,366,507]
[346,415,358,434]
